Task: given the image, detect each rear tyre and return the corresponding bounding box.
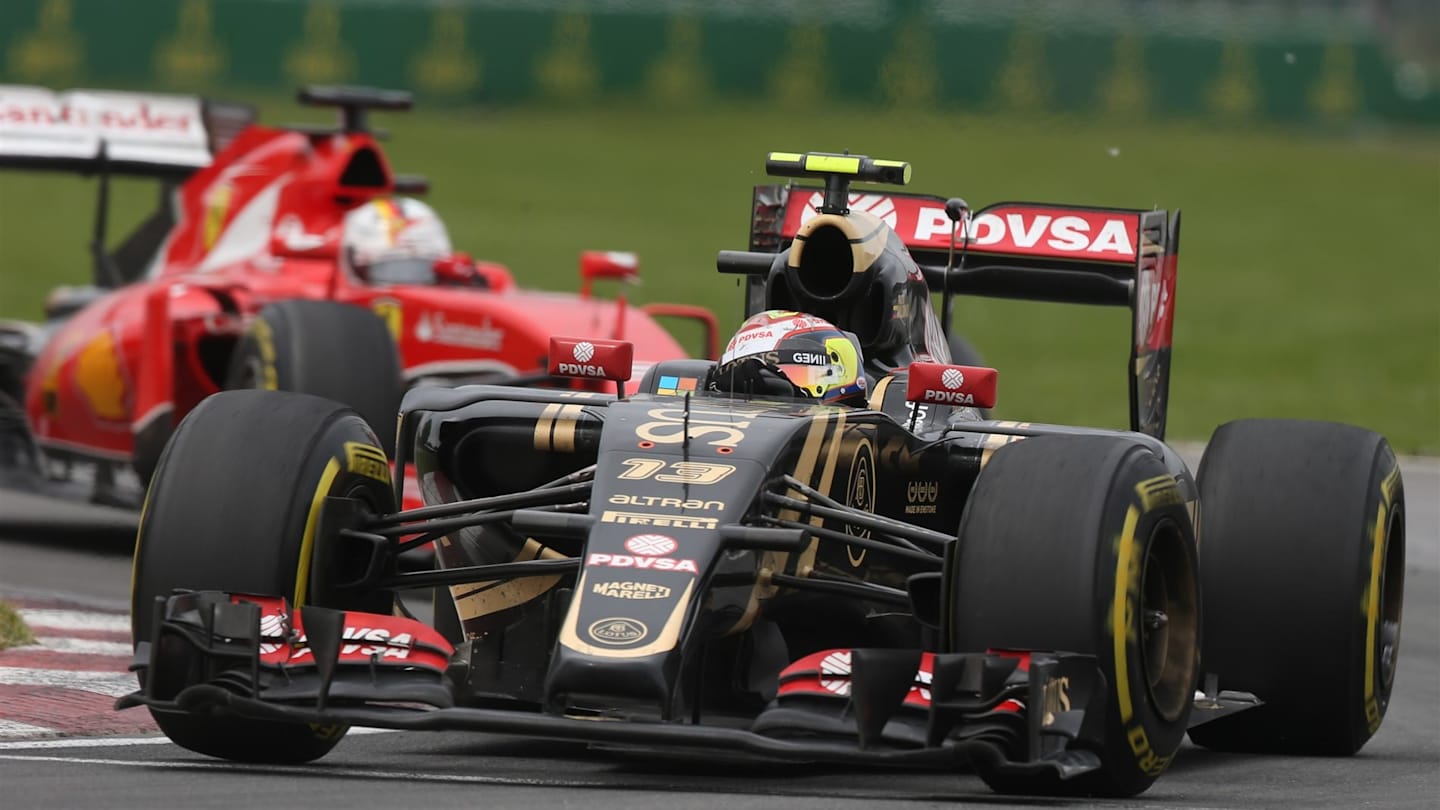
[1187,419,1404,755]
[131,389,396,763]
[949,435,1199,797]
[226,300,402,454]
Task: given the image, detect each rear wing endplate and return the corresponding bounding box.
[0,85,253,177]
[743,184,1180,439]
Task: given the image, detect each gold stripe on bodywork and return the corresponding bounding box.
[867,374,895,412]
[980,421,1029,468]
[533,403,562,451]
[552,404,584,453]
[728,411,835,634]
[558,577,696,659]
[798,411,847,573]
[789,211,890,276]
[452,538,567,624]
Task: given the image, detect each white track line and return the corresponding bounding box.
[0,754,592,787]
[25,638,132,656]
[17,610,129,633]
[0,720,56,737]
[0,736,171,750]
[0,668,137,697]
[0,728,393,750]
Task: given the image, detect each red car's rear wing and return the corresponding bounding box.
[0,85,254,177]
[743,184,1181,439]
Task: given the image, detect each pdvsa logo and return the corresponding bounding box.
[624,534,677,556]
[556,341,604,376]
[924,369,974,404]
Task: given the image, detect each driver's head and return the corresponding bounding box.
[708,310,866,405]
[341,197,452,285]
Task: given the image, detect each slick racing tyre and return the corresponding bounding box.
[0,390,42,491]
[949,435,1200,797]
[131,389,396,763]
[1187,419,1405,755]
[226,300,403,454]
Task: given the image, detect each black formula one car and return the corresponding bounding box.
[121,153,1406,798]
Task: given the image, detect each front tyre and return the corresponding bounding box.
[226,300,402,454]
[1187,419,1405,755]
[949,435,1200,797]
[131,389,396,763]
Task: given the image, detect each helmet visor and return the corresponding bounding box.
[366,257,436,285]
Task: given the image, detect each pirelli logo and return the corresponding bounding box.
[344,442,390,484]
[1135,474,1182,511]
[600,511,719,530]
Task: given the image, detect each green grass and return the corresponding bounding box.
[0,600,35,650]
[1,94,1436,452]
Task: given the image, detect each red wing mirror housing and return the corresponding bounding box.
[905,362,997,409]
[432,253,476,285]
[472,260,514,293]
[579,250,639,297]
[548,336,634,383]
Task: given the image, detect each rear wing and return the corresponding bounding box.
[743,184,1180,439]
[0,85,253,177]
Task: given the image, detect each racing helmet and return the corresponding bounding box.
[341,197,453,285]
[708,310,866,405]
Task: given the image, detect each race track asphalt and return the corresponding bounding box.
[0,457,1436,808]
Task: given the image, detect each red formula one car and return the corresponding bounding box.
[0,85,715,508]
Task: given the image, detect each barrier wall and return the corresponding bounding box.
[3,0,1436,127]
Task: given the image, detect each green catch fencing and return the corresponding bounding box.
[2,0,1437,128]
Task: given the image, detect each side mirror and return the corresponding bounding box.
[548,336,634,398]
[432,253,476,285]
[472,260,515,293]
[579,250,639,298]
[905,362,998,410]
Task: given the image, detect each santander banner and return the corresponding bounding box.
[782,192,1141,264]
[905,362,998,410]
[548,336,634,382]
[0,85,210,168]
